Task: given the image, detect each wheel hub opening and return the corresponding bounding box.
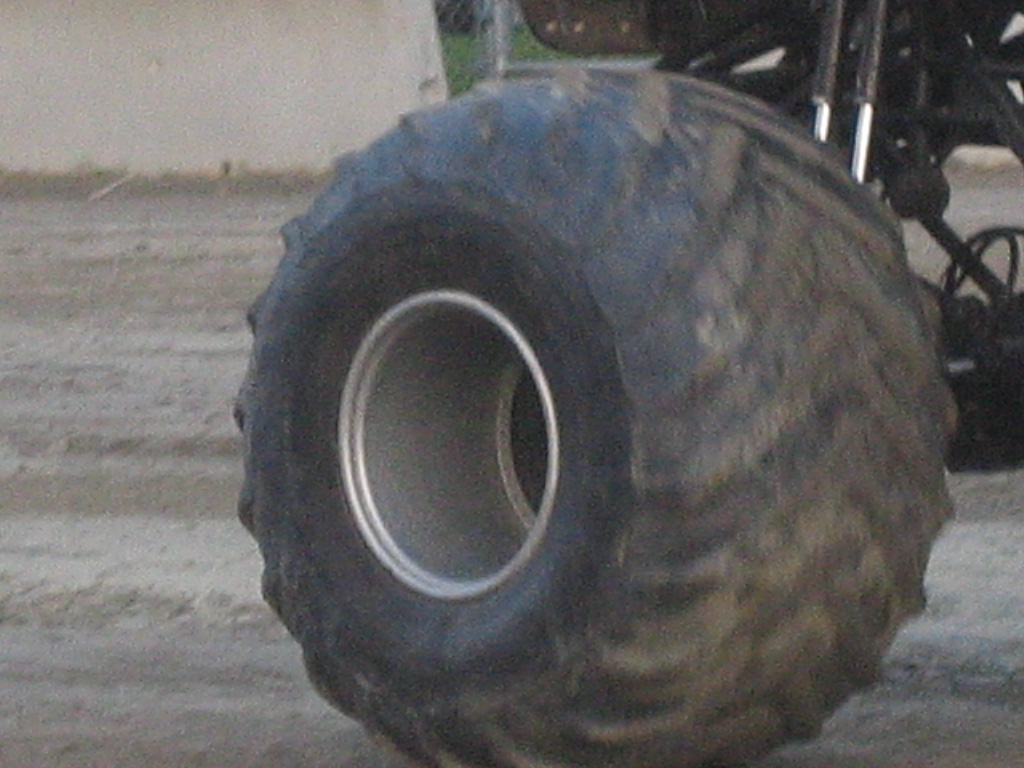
[339,290,559,600]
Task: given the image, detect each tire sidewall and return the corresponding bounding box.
[250,188,632,686]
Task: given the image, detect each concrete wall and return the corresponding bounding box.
[2,0,447,174]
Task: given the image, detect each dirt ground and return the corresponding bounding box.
[2,165,1024,768]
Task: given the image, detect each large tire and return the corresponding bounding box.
[237,70,955,767]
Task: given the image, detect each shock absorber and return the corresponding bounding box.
[811,0,847,143]
[851,0,888,181]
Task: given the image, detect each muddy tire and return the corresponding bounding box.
[237,70,954,767]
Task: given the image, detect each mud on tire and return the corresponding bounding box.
[236,70,955,767]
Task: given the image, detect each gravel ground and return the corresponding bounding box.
[2,165,1024,768]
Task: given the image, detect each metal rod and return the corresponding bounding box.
[485,0,513,79]
[851,103,875,182]
[814,103,834,144]
[851,0,888,180]
[922,216,1009,305]
[811,0,847,143]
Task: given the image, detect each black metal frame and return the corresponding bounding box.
[659,1,1024,469]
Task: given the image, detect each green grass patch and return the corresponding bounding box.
[441,33,484,96]
[441,27,576,95]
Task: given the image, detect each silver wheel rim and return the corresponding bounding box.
[339,290,559,601]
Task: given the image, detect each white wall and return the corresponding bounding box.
[2,0,447,174]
